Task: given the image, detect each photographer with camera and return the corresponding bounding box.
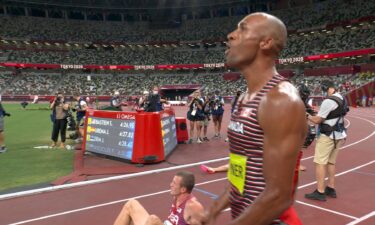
[110,91,127,111]
[0,99,11,153]
[298,84,318,171]
[305,80,348,201]
[50,93,70,148]
[144,86,167,112]
[187,90,205,144]
[201,93,211,142]
[72,93,88,139]
[210,90,225,139]
[137,90,150,111]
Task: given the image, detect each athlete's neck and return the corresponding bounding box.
[240,58,277,96]
[175,193,191,206]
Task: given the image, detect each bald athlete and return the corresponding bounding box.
[203,13,307,225]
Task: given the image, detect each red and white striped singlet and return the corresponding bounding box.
[227,74,301,224]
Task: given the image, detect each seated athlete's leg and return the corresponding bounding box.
[145,214,163,225]
[114,199,149,225]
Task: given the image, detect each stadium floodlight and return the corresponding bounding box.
[120,45,125,48]
[310,31,314,34]
[33,41,39,45]
[75,43,79,47]
[65,43,70,47]
[12,40,17,44]
[55,43,60,46]
[24,41,30,45]
[322,29,326,32]
[45,42,50,46]
[346,25,351,28]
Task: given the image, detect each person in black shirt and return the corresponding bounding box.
[144,86,167,112]
[187,90,205,144]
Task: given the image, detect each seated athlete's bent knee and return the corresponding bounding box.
[125,199,139,209]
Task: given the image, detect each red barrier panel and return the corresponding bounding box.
[83,109,178,164]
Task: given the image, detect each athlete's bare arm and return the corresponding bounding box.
[184,198,205,225]
[229,82,307,225]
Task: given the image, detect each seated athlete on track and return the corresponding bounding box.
[114,171,205,225]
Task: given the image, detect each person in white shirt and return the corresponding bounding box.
[305,80,347,201]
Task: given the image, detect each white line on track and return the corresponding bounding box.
[297,160,375,189]
[346,211,375,225]
[8,161,375,225]
[296,200,358,220]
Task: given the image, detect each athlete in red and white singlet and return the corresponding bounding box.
[164,195,194,225]
[203,12,307,225]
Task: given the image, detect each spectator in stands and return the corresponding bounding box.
[114,171,204,225]
[210,90,225,139]
[50,93,70,148]
[187,90,204,144]
[0,99,11,153]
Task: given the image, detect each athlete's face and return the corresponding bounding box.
[170,176,185,196]
[226,15,263,69]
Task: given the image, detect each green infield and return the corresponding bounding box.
[0,103,74,192]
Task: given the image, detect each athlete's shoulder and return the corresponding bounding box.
[266,81,302,105]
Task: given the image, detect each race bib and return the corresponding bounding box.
[228,153,247,195]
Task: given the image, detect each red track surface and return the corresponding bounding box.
[0,107,374,225]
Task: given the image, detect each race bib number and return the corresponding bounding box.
[228,153,247,195]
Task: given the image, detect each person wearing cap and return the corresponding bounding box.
[110,91,127,111]
[305,80,347,201]
[138,90,149,111]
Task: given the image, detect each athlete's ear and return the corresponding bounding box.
[181,186,187,194]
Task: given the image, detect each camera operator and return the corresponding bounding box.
[201,92,211,142]
[137,90,150,111]
[187,90,205,144]
[210,90,225,139]
[50,93,70,148]
[305,80,348,201]
[73,93,88,138]
[110,91,127,111]
[298,84,317,171]
[0,99,11,153]
[144,86,167,112]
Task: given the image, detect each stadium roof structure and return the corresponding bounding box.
[2,0,275,10]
